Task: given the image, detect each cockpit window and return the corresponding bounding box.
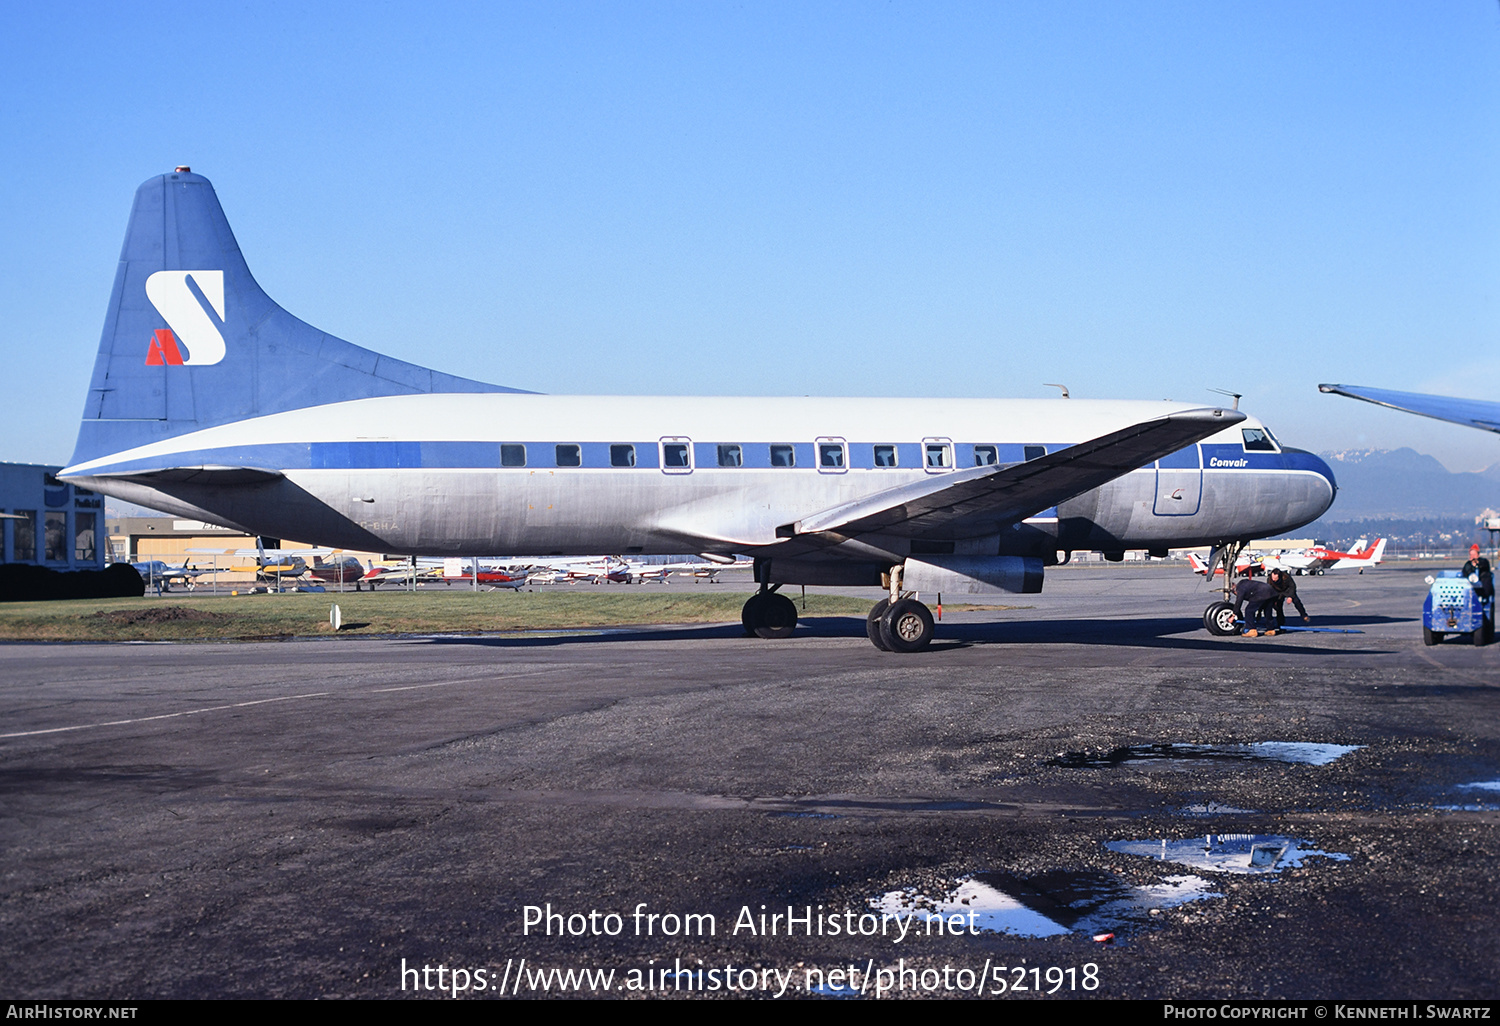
[1241,428,1277,452]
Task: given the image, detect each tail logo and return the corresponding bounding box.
[143,270,226,366]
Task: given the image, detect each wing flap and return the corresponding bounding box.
[792,406,1244,539]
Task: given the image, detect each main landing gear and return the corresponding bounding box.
[866,565,935,652]
[741,564,798,639]
[1202,540,1249,636]
[739,563,936,652]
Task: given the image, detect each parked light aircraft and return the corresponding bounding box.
[1186,550,1263,578]
[1187,537,1386,579]
[129,559,215,591]
[1267,537,1387,575]
[308,554,368,586]
[60,170,1338,650]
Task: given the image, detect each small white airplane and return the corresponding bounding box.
[129,559,216,590]
[1265,537,1387,575]
[60,170,1338,650]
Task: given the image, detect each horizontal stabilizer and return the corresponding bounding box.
[791,406,1244,539]
[1318,384,1500,435]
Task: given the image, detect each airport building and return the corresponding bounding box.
[0,462,106,571]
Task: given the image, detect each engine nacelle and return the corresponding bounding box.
[903,556,1044,595]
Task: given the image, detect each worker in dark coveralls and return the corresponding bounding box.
[1233,577,1278,637]
[1267,568,1309,628]
[1463,544,1493,600]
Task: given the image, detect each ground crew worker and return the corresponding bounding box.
[1267,567,1309,629]
[1233,577,1278,637]
[1463,544,1493,600]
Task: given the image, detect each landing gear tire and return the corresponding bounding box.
[1424,627,1442,646]
[754,593,798,639]
[741,594,764,637]
[879,598,934,653]
[1204,601,1240,636]
[866,599,891,651]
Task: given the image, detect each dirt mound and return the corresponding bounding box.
[90,606,227,625]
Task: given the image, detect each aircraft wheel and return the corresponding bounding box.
[1472,625,1488,647]
[1204,601,1240,636]
[740,594,765,637]
[754,593,798,639]
[1423,627,1441,646]
[866,599,892,651]
[880,599,934,653]
[1486,618,1496,646]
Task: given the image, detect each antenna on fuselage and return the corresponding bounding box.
[1044,383,1070,398]
[1209,388,1242,410]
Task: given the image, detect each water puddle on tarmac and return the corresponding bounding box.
[870,870,1219,939]
[1048,742,1361,769]
[1178,802,1258,816]
[1436,780,1500,811]
[1106,834,1350,874]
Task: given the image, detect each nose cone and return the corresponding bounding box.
[1285,449,1337,523]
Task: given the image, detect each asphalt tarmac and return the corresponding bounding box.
[2,562,1497,1000]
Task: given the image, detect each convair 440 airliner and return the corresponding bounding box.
[61,170,1337,650]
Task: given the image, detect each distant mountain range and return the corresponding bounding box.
[1317,448,1500,519]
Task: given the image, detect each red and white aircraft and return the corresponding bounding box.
[1187,550,1264,577]
[1265,537,1387,575]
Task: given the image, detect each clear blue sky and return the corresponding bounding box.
[5,1,1500,471]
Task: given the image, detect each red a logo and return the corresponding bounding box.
[144,329,185,366]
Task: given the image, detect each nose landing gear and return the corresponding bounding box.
[1202,540,1250,636]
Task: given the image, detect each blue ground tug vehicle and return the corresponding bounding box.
[1422,570,1494,646]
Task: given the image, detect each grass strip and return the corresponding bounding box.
[0,590,892,642]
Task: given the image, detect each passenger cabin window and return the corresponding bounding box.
[819,443,845,469]
[770,444,796,468]
[873,445,897,467]
[610,444,636,467]
[501,444,526,467]
[717,445,742,467]
[1241,428,1277,452]
[925,443,951,469]
[555,444,582,467]
[662,443,690,468]
[974,445,998,466]
[1024,445,1047,462]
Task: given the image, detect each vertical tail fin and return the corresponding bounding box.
[70,169,524,467]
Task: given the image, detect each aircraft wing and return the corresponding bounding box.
[1318,384,1500,434]
[788,406,1243,541]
